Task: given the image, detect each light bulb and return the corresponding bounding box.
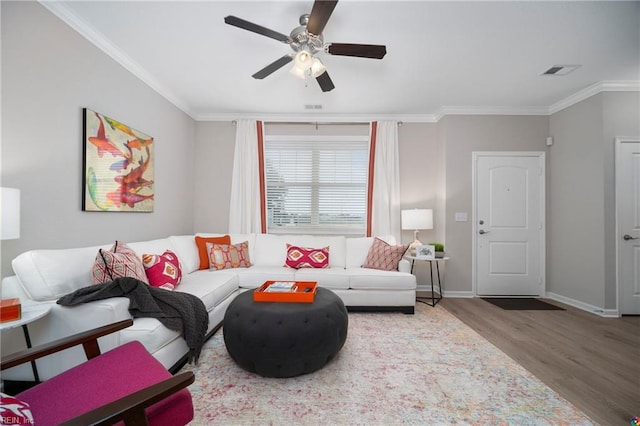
[295,50,312,70]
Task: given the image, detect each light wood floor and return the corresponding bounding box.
[438,297,639,426]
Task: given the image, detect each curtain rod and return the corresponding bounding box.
[232,121,403,126]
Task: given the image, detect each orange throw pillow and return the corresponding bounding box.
[195,235,230,270]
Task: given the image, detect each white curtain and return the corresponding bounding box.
[228,120,262,233]
[371,121,401,241]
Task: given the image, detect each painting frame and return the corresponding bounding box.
[82,108,154,212]
[414,244,435,259]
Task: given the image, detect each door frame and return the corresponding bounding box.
[472,151,546,297]
[615,137,640,314]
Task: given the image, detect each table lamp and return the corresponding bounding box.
[1,187,21,240]
[401,209,433,256]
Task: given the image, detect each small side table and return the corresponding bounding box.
[0,303,52,382]
[405,256,450,307]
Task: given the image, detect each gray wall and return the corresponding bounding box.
[1,2,196,278]
[440,115,550,293]
[549,91,640,309]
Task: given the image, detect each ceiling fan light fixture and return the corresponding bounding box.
[289,63,307,79]
[310,57,326,78]
[294,49,313,70]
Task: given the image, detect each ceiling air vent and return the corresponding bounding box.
[304,104,323,110]
[541,65,580,76]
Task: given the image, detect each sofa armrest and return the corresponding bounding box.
[398,258,411,273]
[1,320,134,370]
[1,297,133,381]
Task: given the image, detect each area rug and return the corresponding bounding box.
[182,304,591,425]
[482,298,565,311]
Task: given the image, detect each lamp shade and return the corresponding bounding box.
[1,187,20,240]
[401,209,433,230]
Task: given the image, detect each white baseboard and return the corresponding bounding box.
[545,292,619,317]
[442,290,475,298]
[422,288,620,317]
[416,285,474,298]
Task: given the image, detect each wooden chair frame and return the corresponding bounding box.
[1,319,195,426]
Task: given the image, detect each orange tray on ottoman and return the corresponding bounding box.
[253,281,318,303]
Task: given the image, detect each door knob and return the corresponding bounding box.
[623,234,639,241]
[479,230,489,235]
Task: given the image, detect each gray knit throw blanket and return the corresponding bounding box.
[58,277,209,364]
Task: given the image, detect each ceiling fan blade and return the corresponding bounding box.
[252,55,294,79]
[315,71,335,92]
[224,16,291,43]
[327,43,387,59]
[306,0,338,36]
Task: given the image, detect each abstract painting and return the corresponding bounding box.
[83,108,154,212]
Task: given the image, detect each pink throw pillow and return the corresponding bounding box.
[207,241,252,270]
[285,244,329,269]
[142,250,182,291]
[91,241,148,284]
[362,238,408,271]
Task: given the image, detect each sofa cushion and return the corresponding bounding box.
[12,244,108,301]
[207,241,251,270]
[195,235,230,270]
[231,266,296,288]
[285,244,329,269]
[91,241,148,285]
[118,317,181,356]
[142,250,182,290]
[362,238,408,271]
[347,268,417,290]
[167,235,202,274]
[293,267,351,290]
[176,271,239,309]
[253,234,307,266]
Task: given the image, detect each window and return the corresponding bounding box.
[264,135,369,235]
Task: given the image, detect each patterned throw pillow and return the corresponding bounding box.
[207,241,252,270]
[195,235,231,270]
[91,241,148,284]
[362,237,408,271]
[142,250,182,291]
[1,392,34,425]
[285,244,330,269]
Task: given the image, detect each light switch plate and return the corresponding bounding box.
[455,212,468,222]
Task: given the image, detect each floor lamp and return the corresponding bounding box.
[401,209,433,256]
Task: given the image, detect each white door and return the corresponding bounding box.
[617,139,640,315]
[474,152,545,296]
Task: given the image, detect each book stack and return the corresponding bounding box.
[266,281,298,293]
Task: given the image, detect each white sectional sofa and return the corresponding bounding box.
[1,233,416,381]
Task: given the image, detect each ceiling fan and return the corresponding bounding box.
[224,0,387,92]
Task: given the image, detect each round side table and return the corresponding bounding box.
[0,303,52,382]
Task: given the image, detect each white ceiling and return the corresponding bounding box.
[44,1,639,121]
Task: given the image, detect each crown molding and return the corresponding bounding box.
[548,80,640,114]
[194,112,438,123]
[39,1,197,119]
[433,105,550,122]
[41,2,638,124]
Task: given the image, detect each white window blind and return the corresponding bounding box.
[264,135,369,235]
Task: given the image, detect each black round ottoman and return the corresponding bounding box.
[223,287,348,378]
